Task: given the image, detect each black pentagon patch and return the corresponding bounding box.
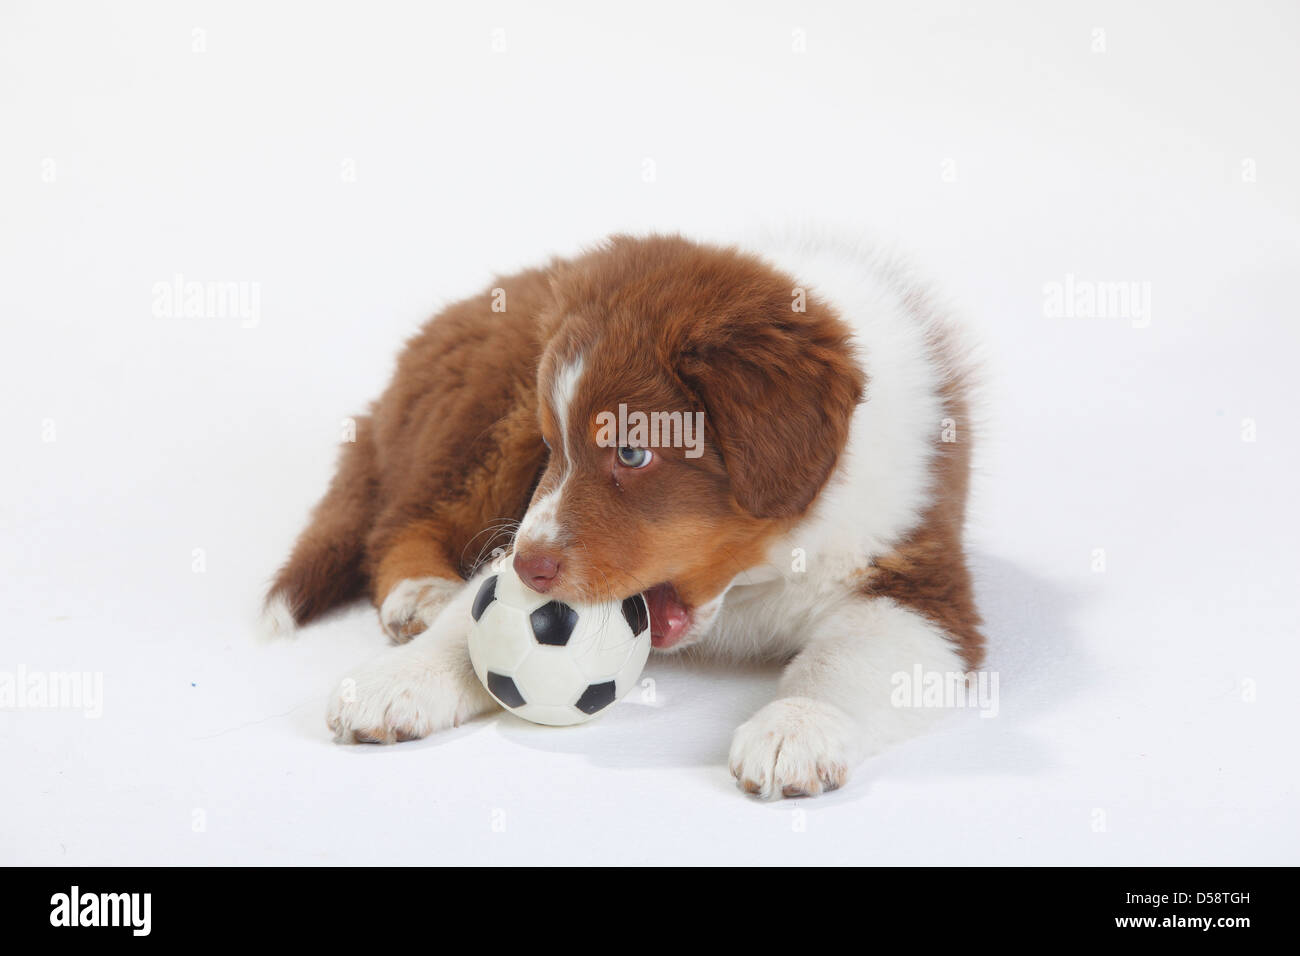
[471,575,498,622]
[621,594,649,635]
[575,680,616,715]
[529,601,578,646]
[486,671,525,708]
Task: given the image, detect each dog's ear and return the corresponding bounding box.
[675,306,864,519]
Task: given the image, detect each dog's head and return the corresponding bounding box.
[513,235,864,650]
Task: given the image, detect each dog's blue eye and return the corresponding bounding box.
[616,446,652,468]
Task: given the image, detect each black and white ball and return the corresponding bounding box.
[467,562,652,726]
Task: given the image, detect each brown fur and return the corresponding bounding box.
[515,235,863,610]
[267,235,979,671]
[267,267,553,623]
[857,289,984,669]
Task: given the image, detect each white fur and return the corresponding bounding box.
[328,573,496,742]
[323,235,974,802]
[255,595,295,643]
[697,235,972,797]
[678,234,957,657]
[551,355,585,452]
[517,488,562,547]
[758,236,948,581]
[379,576,462,643]
[728,599,966,798]
[517,355,584,548]
[729,697,856,798]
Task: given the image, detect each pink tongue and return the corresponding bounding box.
[645,585,690,648]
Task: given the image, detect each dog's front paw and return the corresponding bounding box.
[729,697,857,799]
[326,644,483,744]
[380,577,461,643]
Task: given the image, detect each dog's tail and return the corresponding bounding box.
[257,416,378,640]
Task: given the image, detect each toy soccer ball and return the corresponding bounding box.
[467,563,652,726]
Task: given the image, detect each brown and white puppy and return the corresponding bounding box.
[261,232,983,799]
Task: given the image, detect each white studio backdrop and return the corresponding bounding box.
[1,1,1297,864]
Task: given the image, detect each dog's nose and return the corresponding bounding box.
[513,551,560,593]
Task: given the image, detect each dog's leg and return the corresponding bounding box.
[328,569,498,743]
[728,597,968,799]
[371,521,464,644]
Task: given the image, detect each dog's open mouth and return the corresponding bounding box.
[644,582,691,649]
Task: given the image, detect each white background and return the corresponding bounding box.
[2,1,1297,865]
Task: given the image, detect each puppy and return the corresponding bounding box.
[262,232,983,799]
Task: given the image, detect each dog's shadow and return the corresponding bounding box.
[490,552,1094,789]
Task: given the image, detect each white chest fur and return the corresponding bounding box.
[696,234,949,660]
